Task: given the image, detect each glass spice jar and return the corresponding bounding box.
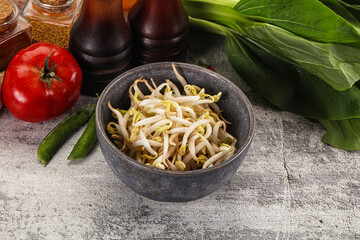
[22,0,81,49]
[0,0,32,71]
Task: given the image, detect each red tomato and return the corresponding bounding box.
[2,43,82,122]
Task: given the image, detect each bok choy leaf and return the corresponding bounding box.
[191,17,360,120]
[234,0,360,45]
[224,30,360,120]
[319,118,360,151]
[183,0,360,150]
[337,0,360,21]
[183,0,360,90]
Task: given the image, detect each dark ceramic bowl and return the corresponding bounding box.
[95,62,254,202]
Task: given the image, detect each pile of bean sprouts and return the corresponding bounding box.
[107,63,237,171]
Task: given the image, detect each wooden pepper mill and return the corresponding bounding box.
[128,0,189,66]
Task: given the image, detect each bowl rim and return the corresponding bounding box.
[95,62,255,176]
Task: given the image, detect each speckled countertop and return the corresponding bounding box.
[1,1,359,239]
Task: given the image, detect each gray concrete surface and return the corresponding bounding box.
[1,36,359,239]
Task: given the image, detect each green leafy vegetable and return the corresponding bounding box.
[184,0,360,90]
[225,31,360,120]
[337,0,360,20]
[234,0,360,44]
[319,0,360,28]
[319,118,360,151]
[183,0,360,150]
[190,17,360,120]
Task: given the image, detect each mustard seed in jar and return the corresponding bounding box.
[22,0,81,49]
[0,0,32,71]
[0,0,13,24]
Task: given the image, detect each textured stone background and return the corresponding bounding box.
[1,3,360,239]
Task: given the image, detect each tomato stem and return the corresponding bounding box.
[39,51,63,90]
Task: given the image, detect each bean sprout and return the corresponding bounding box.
[107,63,237,171]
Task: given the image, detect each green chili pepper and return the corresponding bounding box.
[67,112,97,160]
[37,103,96,166]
